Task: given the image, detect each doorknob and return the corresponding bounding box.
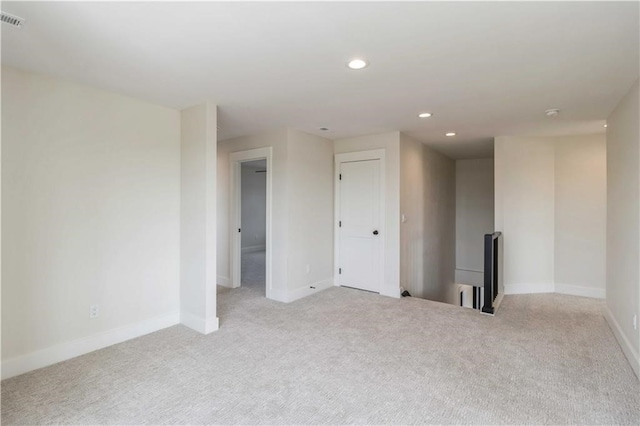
[373,230,379,235]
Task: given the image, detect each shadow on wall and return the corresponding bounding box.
[399,133,457,305]
[453,158,495,293]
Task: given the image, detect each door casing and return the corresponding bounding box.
[229,147,273,298]
[334,149,386,292]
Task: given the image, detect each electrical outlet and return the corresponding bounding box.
[633,314,637,331]
[90,304,100,319]
[305,264,311,275]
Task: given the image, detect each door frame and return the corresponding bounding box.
[229,147,273,298]
[334,149,386,291]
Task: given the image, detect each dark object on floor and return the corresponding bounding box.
[401,290,411,297]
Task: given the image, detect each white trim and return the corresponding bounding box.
[380,286,401,298]
[241,245,266,254]
[180,311,219,335]
[1,312,180,380]
[229,147,273,299]
[217,275,231,288]
[504,282,554,294]
[335,149,387,163]
[205,101,218,334]
[604,307,640,378]
[502,282,605,299]
[267,278,334,303]
[334,149,386,295]
[286,278,335,302]
[455,268,484,286]
[555,283,605,299]
[268,288,289,303]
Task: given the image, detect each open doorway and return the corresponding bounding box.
[229,147,273,298]
[239,160,267,293]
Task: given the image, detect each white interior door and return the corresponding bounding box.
[337,159,382,292]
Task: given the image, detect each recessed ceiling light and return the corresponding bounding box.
[545,108,560,117]
[603,124,608,128]
[418,112,433,118]
[445,132,456,137]
[347,59,368,70]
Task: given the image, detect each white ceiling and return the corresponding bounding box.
[2,1,638,159]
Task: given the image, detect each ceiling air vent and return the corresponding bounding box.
[1,12,24,28]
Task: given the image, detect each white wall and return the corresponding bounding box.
[217,130,289,292]
[554,135,606,298]
[400,134,456,303]
[2,67,181,377]
[606,79,640,377]
[217,128,334,301]
[240,161,267,250]
[286,129,335,297]
[494,136,556,294]
[455,158,494,285]
[399,136,425,298]
[495,134,607,298]
[334,131,401,298]
[423,144,455,304]
[180,102,218,334]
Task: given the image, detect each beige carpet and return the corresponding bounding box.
[241,249,266,291]
[2,284,639,425]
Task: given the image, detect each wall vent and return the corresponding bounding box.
[1,12,24,28]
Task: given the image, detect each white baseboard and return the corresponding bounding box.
[504,282,554,294]
[180,311,219,335]
[1,312,180,380]
[217,275,232,288]
[555,283,605,299]
[268,278,334,303]
[287,278,334,302]
[267,288,288,303]
[503,282,605,299]
[332,277,399,299]
[604,307,640,379]
[241,245,265,254]
[380,285,401,299]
